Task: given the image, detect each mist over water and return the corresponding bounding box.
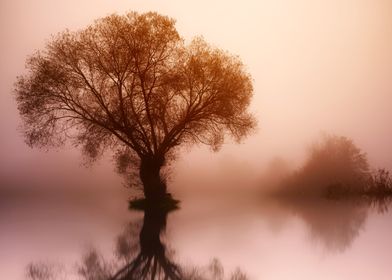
[1,0,392,279]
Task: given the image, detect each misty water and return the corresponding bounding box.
[2,1,392,279]
[1,154,392,280]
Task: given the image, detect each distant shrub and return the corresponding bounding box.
[367,168,392,195]
[280,135,371,197]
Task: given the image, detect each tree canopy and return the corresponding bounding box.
[280,135,370,196]
[15,12,255,198]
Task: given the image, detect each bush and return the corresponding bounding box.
[367,168,392,195]
[280,135,371,197]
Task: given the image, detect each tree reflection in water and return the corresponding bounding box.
[272,196,392,252]
[110,205,182,280]
[27,204,249,280]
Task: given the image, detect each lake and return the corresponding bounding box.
[1,178,392,280]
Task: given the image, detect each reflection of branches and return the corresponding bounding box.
[27,206,249,280]
[272,195,392,253]
[110,206,182,280]
[230,268,249,280]
[365,195,392,215]
[111,251,181,280]
[181,258,248,280]
[78,249,114,280]
[26,262,66,280]
[115,220,141,262]
[274,197,368,253]
[27,263,54,280]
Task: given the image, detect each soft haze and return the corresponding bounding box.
[1,0,392,193]
[1,2,392,280]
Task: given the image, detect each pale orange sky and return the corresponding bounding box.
[1,0,392,182]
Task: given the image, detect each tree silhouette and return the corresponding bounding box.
[277,135,370,197]
[15,12,255,200]
[110,206,181,280]
[26,205,249,280]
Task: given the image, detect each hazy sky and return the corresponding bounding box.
[1,0,392,190]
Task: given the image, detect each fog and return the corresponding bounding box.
[1,0,392,195]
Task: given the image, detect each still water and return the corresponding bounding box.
[1,167,392,279]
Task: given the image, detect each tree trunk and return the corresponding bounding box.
[139,155,167,201]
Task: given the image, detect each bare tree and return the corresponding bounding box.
[15,12,256,200]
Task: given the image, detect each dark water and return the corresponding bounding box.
[1,168,392,279]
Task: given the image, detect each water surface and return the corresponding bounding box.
[1,177,392,279]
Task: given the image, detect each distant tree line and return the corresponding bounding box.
[272,135,392,198]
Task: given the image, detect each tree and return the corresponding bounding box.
[15,12,255,201]
[280,135,370,197]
